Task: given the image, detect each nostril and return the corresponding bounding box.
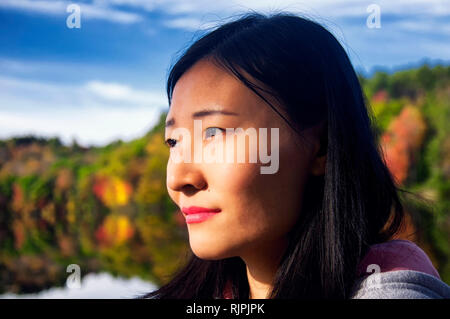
[182,184,203,196]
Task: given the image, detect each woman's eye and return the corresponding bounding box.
[165,128,224,148]
[164,138,177,148]
[205,127,224,140]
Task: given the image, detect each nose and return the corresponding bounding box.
[167,161,207,194]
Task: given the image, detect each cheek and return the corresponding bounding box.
[192,163,274,257]
[166,171,178,205]
[206,142,308,243]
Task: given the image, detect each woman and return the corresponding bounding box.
[139,12,450,299]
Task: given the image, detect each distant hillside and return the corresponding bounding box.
[0,112,189,293]
[0,63,449,294]
[362,64,450,282]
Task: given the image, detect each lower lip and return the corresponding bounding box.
[185,212,220,224]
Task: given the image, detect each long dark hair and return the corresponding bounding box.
[139,11,405,299]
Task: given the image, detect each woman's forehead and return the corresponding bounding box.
[168,59,296,134]
[172,62,259,107]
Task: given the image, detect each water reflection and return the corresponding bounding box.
[0,272,157,299]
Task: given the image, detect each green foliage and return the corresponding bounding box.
[362,63,450,283]
[0,175,15,198]
[371,98,405,131]
[365,70,389,98]
[365,64,450,100]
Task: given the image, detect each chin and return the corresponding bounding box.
[190,243,225,260]
[189,236,234,260]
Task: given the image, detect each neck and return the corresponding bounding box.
[241,237,288,299]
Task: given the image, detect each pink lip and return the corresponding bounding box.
[181,206,222,224]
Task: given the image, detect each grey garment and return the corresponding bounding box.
[350,270,450,299]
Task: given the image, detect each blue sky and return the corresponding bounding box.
[0,0,449,147]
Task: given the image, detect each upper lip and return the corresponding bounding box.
[181,206,222,215]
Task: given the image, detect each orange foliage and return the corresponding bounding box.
[57,234,75,257]
[55,168,73,192]
[373,89,388,103]
[41,202,56,225]
[92,175,132,207]
[12,220,25,250]
[11,183,24,212]
[95,215,135,247]
[380,106,427,184]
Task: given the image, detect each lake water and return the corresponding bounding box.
[0,272,157,299]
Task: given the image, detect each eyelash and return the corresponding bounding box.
[164,127,225,148]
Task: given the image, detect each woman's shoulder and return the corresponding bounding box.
[356,239,441,279]
[351,269,450,299]
[352,239,450,299]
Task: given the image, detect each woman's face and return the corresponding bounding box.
[165,58,322,260]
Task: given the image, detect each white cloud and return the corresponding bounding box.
[99,0,450,20]
[0,105,161,147]
[2,0,449,30]
[0,76,167,147]
[85,81,165,105]
[162,17,220,31]
[0,0,142,24]
[98,0,162,12]
[392,20,450,36]
[132,0,450,33]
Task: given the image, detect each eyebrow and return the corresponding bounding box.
[165,109,239,128]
